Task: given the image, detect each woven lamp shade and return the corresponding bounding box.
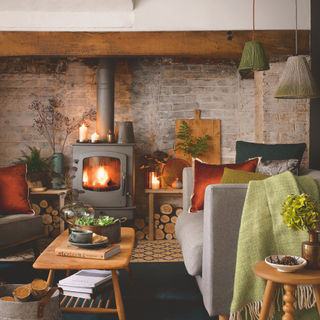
[238,41,270,72]
[274,56,320,99]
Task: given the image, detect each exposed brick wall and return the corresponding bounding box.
[0,57,309,218]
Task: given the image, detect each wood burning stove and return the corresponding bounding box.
[72,143,135,220]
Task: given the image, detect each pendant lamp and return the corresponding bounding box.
[238,0,269,72]
[274,0,320,99]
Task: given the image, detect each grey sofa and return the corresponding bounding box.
[175,167,320,319]
[0,214,45,259]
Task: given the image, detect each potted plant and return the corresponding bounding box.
[12,146,51,190]
[281,193,320,269]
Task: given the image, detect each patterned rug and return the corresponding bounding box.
[0,238,183,263]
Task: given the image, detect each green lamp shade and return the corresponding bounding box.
[238,41,270,72]
[274,56,320,99]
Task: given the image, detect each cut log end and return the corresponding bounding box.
[135,230,145,240]
[160,204,173,215]
[13,286,31,302]
[39,200,48,208]
[134,218,145,230]
[176,208,183,216]
[31,279,48,300]
[32,204,41,215]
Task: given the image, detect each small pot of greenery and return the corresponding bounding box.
[12,146,51,190]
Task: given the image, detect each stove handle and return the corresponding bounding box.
[122,172,126,196]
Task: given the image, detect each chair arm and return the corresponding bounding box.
[201,183,248,316]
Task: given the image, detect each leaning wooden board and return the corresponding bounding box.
[175,109,221,165]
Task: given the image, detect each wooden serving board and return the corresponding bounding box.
[175,109,221,165]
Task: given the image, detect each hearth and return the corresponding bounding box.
[72,142,135,219]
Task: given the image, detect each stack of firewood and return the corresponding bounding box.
[134,204,183,240]
[31,200,61,238]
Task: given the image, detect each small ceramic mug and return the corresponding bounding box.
[69,230,93,243]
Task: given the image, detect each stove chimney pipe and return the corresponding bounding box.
[97,58,117,142]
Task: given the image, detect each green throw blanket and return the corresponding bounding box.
[230,171,320,320]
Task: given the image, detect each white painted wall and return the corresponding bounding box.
[0,0,310,31]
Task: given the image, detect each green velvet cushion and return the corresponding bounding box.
[235,141,306,167]
[220,167,270,184]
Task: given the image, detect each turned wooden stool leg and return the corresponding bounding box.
[312,284,320,315]
[282,284,297,320]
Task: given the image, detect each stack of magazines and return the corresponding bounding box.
[58,269,115,299]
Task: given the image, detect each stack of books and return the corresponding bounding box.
[58,269,115,299]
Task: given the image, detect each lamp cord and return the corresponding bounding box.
[253,0,255,41]
[295,0,297,55]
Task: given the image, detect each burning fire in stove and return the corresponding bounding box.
[82,157,121,192]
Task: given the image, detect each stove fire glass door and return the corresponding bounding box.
[76,151,127,208]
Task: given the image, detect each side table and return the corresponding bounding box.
[254,261,320,320]
[145,188,183,241]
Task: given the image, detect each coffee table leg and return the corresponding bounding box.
[259,280,276,320]
[47,270,55,287]
[126,263,134,286]
[283,284,297,320]
[312,284,320,315]
[112,269,125,320]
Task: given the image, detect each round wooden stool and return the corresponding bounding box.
[254,261,320,320]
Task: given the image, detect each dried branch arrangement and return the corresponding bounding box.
[29,98,96,154]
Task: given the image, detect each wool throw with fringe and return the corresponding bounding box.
[230,171,320,320]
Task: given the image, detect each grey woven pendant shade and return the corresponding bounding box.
[238,41,270,72]
[274,56,320,99]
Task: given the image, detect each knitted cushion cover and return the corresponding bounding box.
[257,159,299,176]
[0,164,34,215]
[220,167,270,184]
[189,157,259,213]
[235,141,306,167]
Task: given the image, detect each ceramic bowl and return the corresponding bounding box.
[69,230,93,243]
[265,255,307,273]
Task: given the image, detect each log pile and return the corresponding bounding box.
[31,199,61,238]
[134,204,183,240]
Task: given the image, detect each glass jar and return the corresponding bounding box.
[60,202,95,226]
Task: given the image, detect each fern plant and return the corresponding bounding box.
[13,146,51,172]
[175,121,210,158]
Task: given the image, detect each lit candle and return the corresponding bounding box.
[152,174,160,190]
[79,124,87,142]
[91,132,100,142]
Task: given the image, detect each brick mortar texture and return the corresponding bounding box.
[0,57,309,218]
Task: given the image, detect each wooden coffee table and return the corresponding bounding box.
[254,261,320,320]
[33,227,135,320]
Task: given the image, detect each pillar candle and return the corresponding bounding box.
[79,124,87,141]
[91,132,100,141]
[152,176,160,190]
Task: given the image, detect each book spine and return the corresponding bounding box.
[55,248,105,260]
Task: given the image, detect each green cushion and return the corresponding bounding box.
[235,141,306,167]
[220,167,270,184]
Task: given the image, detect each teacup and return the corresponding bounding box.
[69,230,93,243]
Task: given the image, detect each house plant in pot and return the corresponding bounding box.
[281,193,320,269]
[12,146,51,191]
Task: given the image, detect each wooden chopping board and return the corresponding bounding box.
[175,109,221,165]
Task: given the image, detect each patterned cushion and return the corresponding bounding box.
[220,167,270,184]
[189,157,259,213]
[257,159,299,176]
[235,141,306,168]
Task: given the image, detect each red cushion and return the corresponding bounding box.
[190,158,260,213]
[0,164,34,215]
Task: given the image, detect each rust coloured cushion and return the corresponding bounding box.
[0,164,34,215]
[189,158,260,213]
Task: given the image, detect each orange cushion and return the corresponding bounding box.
[0,164,34,215]
[189,158,260,213]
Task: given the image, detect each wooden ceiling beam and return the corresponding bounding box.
[0,30,309,58]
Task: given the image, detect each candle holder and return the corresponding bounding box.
[78,139,88,143]
[91,139,100,144]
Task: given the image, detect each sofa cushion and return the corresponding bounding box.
[189,157,259,212]
[257,159,299,176]
[0,164,34,215]
[0,214,43,247]
[175,210,203,277]
[235,141,306,168]
[220,167,270,184]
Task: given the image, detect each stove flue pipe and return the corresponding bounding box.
[97,58,117,142]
